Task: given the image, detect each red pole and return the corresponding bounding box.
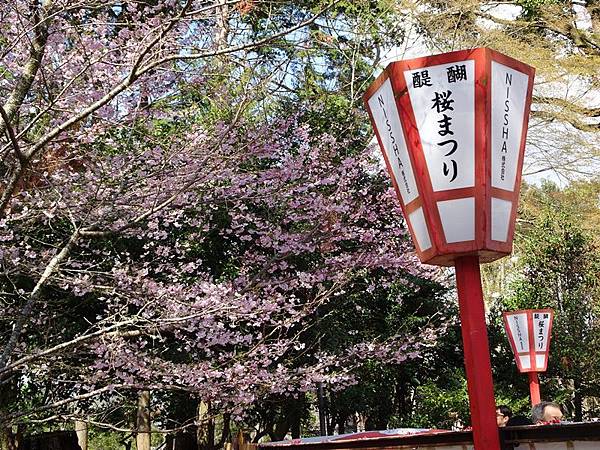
[528,372,541,406]
[455,255,501,450]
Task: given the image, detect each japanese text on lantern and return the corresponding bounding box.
[513,315,525,351]
[405,61,475,192]
[532,312,551,351]
[491,62,529,192]
[506,312,529,353]
[432,89,457,182]
[378,93,413,196]
[367,79,419,204]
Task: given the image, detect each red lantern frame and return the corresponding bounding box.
[503,308,554,405]
[503,308,554,373]
[364,48,535,266]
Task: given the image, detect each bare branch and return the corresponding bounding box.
[144,1,339,68]
[532,110,600,132]
[0,105,26,165]
[533,95,600,119]
[0,228,81,370]
[474,9,600,55]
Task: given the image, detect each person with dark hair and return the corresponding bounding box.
[506,415,533,426]
[532,401,563,424]
[496,405,512,427]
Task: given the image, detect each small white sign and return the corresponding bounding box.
[507,312,530,353]
[405,61,475,192]
[368,78,419,204]
[504,309,554,372]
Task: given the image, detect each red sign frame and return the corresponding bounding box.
[503,308,554,373]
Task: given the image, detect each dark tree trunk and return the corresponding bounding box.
[0,427,16,450]
[288,396,303,439]
[272,418,290,442]
[573,378,583,421]
[336,417,346,435]
[290,419,300,440]
[216,413,231,448]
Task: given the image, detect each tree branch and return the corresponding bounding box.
[0,105,26,165]
[532,110,600,132]
[0,0,339,217]
[144,1,339,68]
[474,10,600,55]
[0,228,81,370]
[0,0,52,138]
[0,320,142,379]
[533,95,600,119]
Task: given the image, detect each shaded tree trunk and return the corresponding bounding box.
[290,419,300,440]
[75,420,88,450]
[216,413,231,448]
[136,390,151,450]
[0,380,19,450]
[197,401,214,450]
[0,427,16,450]
[335,417,346,435]
[272,418,290,442]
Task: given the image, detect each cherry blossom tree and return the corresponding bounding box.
[0,109,442,439]
[0,1,444,446]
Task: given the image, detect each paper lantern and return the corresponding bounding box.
[504,309,554,373]
[364,48,535,266]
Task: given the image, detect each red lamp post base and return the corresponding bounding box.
[529,372,541,406]
[455,255,501,450]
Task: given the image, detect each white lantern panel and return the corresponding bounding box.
[405,60,475,192]
[536,354,547,370]
[368,79,419,204]
[507,312,529,352]
[437,198,474,243]
[408,207,432,251]
[519,354,531,370]
[491,197,512,242]
[532,311,552,351]
[491,62,529,192]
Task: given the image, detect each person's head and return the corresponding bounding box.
[506,415,533,427]
[532,401,563,423]
[496,405,512,427]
